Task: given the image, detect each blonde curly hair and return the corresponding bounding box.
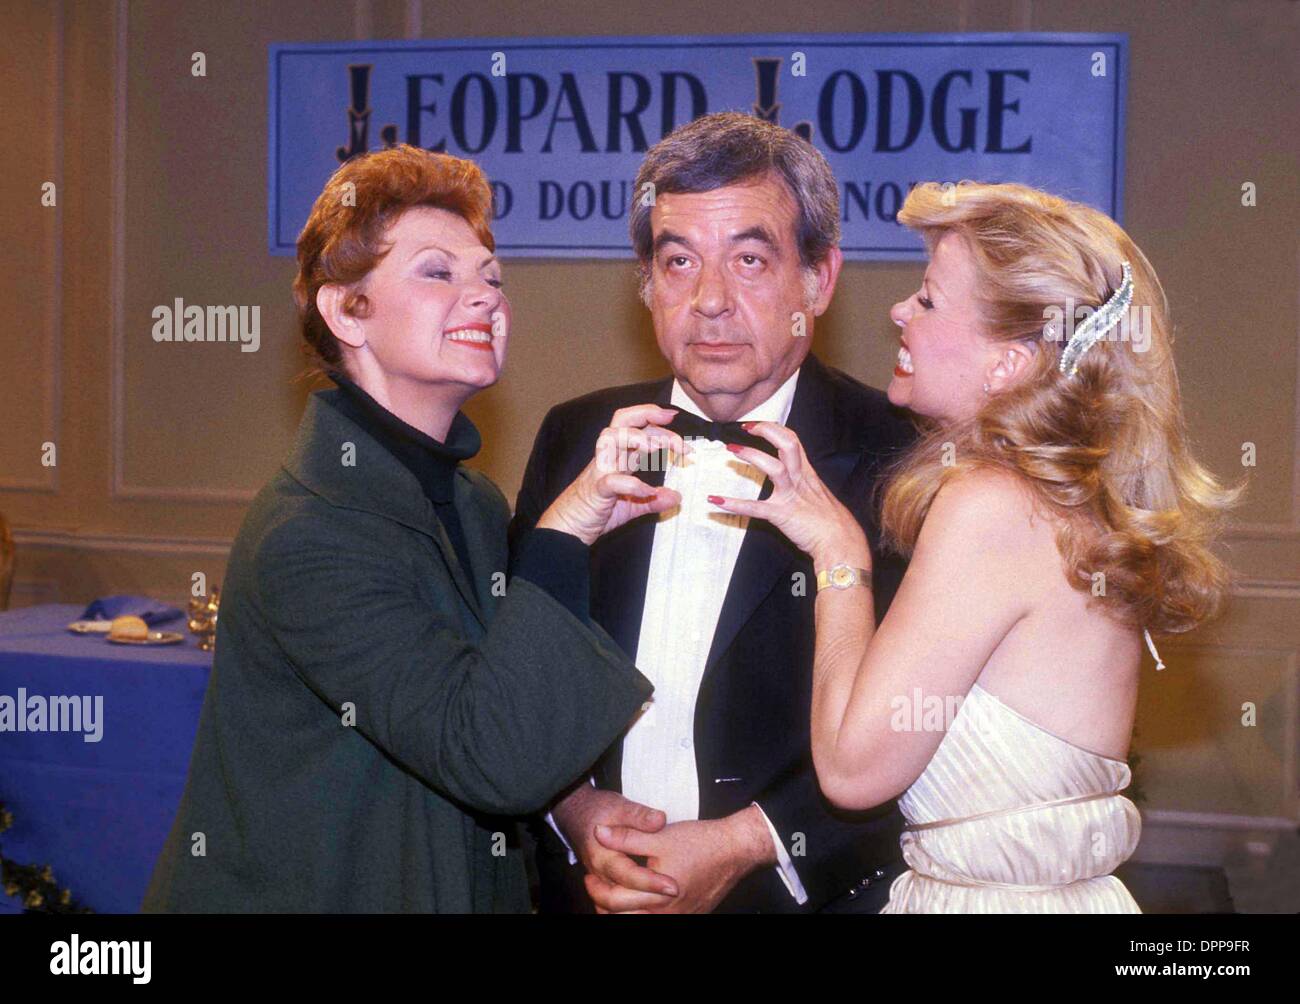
[880,181,1241,636]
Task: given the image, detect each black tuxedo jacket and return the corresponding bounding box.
[508,353,918,912]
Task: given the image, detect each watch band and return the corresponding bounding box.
[815,563,872,591]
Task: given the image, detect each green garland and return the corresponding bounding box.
[0,803,93,913]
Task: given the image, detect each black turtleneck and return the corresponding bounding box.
[326,371,590,621]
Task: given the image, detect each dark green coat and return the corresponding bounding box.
[142,389,652,913]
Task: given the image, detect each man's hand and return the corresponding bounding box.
[551,784,680,912]
[590,805,777,914]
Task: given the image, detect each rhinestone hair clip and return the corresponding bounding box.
[1058,261,1134,378]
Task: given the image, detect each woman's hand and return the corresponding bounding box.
[538,404,689,546]
[707,421,870,567]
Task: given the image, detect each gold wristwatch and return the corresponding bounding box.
[815,563,871,591]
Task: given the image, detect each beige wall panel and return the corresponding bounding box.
[0,1,61,494]
[117,1,369,502]
[1135,641,1295,819]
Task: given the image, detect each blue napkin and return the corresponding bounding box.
[81,595,183,626]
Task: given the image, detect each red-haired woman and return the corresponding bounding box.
[143,146,684,913]
[707,181,1238,913]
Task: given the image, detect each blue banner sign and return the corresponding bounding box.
[268,32,1126,259]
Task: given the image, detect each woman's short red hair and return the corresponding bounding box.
[292,144,495,376]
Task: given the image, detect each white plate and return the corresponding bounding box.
[106,631,184,646]
[67,620,113,634]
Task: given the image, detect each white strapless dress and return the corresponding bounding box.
[880,681,1142,913]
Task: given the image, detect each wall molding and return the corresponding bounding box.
[1233,582,1300,600]
[1218,532,1300,591]
[9,536,1295,589]
[1226,524,1300,539]
[12,527,233,557]
[1142,809,1298,832]
[1133,809,1299,870]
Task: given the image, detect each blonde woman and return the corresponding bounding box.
[706,181,1238,913]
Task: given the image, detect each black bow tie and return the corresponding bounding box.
[666,410,780,457]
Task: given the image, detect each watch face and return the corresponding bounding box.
[831,565,854,588]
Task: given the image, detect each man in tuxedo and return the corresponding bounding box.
[509,112,916,913]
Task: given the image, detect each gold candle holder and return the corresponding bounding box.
[187,586,221,652]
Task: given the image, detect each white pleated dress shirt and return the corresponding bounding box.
[549,367,808,905]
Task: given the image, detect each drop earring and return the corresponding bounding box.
[982,382,991,394]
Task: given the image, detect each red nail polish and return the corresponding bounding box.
[725,442,743,453]
[739,421,755,431]
[707,495,724,505]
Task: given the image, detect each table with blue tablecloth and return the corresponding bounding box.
[0,603,212,913]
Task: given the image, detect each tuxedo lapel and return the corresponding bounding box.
[589,478,662,659]
[588,376,674,792]
[704,355,850,672]
[589,376,675,662]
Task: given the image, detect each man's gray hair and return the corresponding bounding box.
[630,111,841,297]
